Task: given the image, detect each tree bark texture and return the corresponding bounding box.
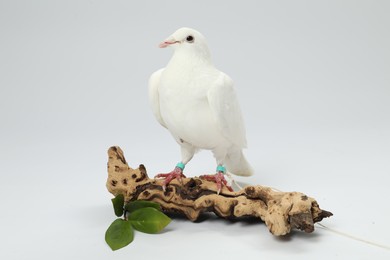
[106,146,332,236]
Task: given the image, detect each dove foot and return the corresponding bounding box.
[200,167,233,194]
[155,163,186,190]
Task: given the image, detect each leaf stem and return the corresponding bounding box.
[124,209,128,221]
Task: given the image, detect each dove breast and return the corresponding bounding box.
[157,66,228,149]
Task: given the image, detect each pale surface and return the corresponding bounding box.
[1,1,389,259]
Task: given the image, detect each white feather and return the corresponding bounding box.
[207,72,247,148]
[148,68,166,128]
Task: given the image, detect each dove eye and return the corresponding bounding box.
[186,35,194,43]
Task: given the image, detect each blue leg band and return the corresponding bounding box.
[216,165,226,173]
[176,162,185,170]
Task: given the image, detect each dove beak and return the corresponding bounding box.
[159,39,181,48]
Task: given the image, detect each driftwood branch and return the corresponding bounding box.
[106,146,332,236]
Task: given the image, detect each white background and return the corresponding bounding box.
[1,0,389,259]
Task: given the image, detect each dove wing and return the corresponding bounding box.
[207,72,247,148]
[148,68,167,128]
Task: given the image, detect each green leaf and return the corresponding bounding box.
[124,200,161,213]
[111,194,124,217]
[128,207,171,234]
[105,218,134,251]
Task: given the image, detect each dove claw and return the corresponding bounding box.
[201,171,233,193]
[155,167,186,188]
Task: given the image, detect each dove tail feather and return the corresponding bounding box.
[224,148,253,176]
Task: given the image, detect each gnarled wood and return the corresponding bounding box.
[106,146,332,236]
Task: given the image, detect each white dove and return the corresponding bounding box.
[149,27,253,193]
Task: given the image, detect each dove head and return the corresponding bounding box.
[159,27,211,60]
